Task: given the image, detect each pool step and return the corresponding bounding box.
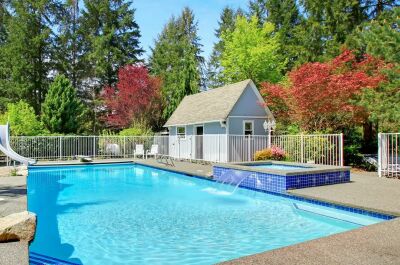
[29,252,78,265]
[293,203,382,226]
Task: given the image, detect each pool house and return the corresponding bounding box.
[165,79,275,162]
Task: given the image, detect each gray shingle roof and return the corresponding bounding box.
[164,79,258,127]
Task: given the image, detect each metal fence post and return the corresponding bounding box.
[339,133,344,167]
[93,136,96,159]
[59,136,62,160]
[124,136,126,158]
[378,133,382,177]
[227,135,229,162]
[248,136,251,161]
[178,137,180,160]
[300,134,304,164]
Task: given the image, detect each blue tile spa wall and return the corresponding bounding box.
[213,166,350,194]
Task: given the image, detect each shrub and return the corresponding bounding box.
[254,146,286,161]
[119,121,153,136]
[254,148,272,161]
[270,146,286,161]
[10,168,17,176]
[0,101,44,136]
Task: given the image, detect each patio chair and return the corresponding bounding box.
[146,144,159,159]
[134,144,145,159]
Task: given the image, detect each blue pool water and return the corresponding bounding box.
[251,164,312,170]
[28,164,384,265]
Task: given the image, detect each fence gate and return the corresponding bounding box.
[378,133,400,177]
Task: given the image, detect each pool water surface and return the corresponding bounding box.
[250,164,312,170]
[28,164,385,265]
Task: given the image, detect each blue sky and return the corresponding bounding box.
[134,0,249,61]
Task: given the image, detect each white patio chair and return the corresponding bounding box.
[146,144,159,159]
[134,144,145,159]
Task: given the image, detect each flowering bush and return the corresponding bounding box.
[254,146,286,161]
[270,146,286,161]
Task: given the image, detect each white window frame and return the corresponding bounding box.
[193,124,205,135]
[243,120,254,136]
[177,126,186,139]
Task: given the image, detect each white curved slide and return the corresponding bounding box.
[0,123,36,165]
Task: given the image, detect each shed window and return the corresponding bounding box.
[244,121,253,136]
[177,126,186,139]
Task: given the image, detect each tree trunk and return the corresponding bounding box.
[363,121,377,153]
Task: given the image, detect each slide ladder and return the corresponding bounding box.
[0,123,36,165]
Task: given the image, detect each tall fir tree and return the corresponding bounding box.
[265,0,303,70]
[1,0,58,113]
[149,7,204,119]
[297,0,367,62]
[0,1,11,111]
[363,0,400,18]
[247,0,268,25]
[80,0,143,91]
[206,7,243,88]
[0,1,9,45]
[79,0,143,133]
[54,0,85,91]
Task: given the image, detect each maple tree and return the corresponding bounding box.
[102,64,161,129]
[261,50,387,132]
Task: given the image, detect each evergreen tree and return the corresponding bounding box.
[0,1,11,111]
[363,0,400,18]
[347,7,400,132]
[265,0,303,70]
[297,0,367,61]
[54,0,85,91]
[0,1,9,44]
[220,16,285,85]
[80,0,143,90]
[247,0,267,25]
[149,7,204,119]
[41,75,86,134]
[1,0,57,113]
[206,7,242,88]
[79,0,143,133]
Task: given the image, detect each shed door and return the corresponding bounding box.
[195,126,203,160]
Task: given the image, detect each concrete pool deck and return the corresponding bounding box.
[222,217,400,265]
[0,166,29,265]
[0,160,400,265]
[289,171,400,217]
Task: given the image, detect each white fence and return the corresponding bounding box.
[271,134,343,166]
[378,133,400,177]
[8,136,169,161]
[2,133,344,166]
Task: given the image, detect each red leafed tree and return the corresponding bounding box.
[261,50,386,131]
[102,64,161,129]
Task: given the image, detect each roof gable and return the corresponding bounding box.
[164,79,271,127]
[228,80,274,119]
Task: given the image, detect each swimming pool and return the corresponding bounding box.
[28,163,387,265]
